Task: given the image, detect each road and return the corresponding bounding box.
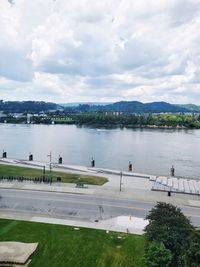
[0,188,200,227]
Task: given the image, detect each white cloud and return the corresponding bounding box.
[0,0,200,103]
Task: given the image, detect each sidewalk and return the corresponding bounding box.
[0,181,95,194]
[0,210,148,235]
[30,215,148,235]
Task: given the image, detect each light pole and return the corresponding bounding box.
[47,152,52,183]
[43,166,46,180]
[120,171,123,192]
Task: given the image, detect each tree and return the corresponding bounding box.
[145,241,172,267]
[178,230,200,267]
[145,202,193,266]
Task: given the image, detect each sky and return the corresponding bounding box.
[0,0,200,104]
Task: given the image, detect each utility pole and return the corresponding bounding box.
[120,171,123,192]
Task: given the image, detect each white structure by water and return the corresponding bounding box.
[151,176,200,195]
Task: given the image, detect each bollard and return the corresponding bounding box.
[171,165,175,177]
[168,191,171,197]
[2,151,7,158]
[129,161,132,172]
[29,154,33,161]
[91,158,95,167]
[58,156,62,164]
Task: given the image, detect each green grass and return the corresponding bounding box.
[0,164,107,185]
[0,219,146,267]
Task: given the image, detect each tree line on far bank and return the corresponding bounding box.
[71,113,200,128]
[1,112,200,129]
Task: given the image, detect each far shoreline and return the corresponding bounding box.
[0,121,198,130]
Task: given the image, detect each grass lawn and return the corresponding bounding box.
[0,164,107,185]
[0,219,146,267]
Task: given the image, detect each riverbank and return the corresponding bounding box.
[0,121,196,129]
[75,123,189,130]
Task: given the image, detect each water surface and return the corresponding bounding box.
[0,124,200,178]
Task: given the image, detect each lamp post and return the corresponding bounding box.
[47,152,52,183]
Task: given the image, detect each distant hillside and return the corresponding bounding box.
[176,104,200,112]
[76,101,189,113]
[0,101,61,113]
[143,102,188,113]
[105,101,143,112]
[60,102,113,107]
[0,100,196,114]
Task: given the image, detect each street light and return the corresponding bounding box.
[47,152,52,183]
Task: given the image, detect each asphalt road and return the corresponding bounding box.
[0,188,200,227]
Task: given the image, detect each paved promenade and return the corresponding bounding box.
[0,157,200,206]
[0,157,200,234]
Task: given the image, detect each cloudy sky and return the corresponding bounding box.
[0,0,200,104]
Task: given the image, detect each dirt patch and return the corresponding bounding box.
[0,242,38,266]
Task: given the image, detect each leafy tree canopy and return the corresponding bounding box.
[145,241,172,267]
[179,230,200,267]
[145,202,193,265]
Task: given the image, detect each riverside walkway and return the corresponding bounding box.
[0,157,200,202]
[0,157,200,233]
[1,157,200,194]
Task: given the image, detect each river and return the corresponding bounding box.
[0,124,200,178]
